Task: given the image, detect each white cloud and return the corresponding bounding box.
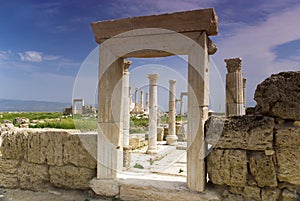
[18,51,43,62]
[0,50,11,60]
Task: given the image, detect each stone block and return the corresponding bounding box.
[207,149,247,187]
[0,130,28,160]
[49,165,95,190]
[0,158,19,174]
[40,131,65,166]
[90,178,120,197]
[249,152,277,187]
[261,188,280,201]
[276,126,300,185]
[157,127,164,141]
[176,124,186,142]
[18,161,49,190]
[282,189,300,201]
[63,134,96,169]
[0,173,18,188]
[275,126,300,148]
[254,71,300,120]
[206,115,274,150]
[243,186,261,201]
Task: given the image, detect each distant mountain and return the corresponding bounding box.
[0,99,71,112]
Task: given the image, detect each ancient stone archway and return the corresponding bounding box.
[91,8,218,192]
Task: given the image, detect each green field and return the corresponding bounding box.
[0,112,97,131]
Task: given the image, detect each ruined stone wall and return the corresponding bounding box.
[206,71,300,201]
[0,127,97,191]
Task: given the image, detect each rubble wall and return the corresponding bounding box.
[0,127,97,191]
[206,71,300,201]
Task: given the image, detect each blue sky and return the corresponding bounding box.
[1,0,300,111]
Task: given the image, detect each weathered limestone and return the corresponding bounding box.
[206,115,274,150]
[49,165,95,190]
[166,80,178,145]
[147,74,159,154]
[123,60,132,148]
[225,58,245,116]
[18,161,49,190]
[0,129,97,191]
[254,71,300,120]
[276,126,300,185]
[249,152,277,187]
[207,149,247,187]
[72,98,84,114]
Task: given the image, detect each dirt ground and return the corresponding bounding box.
[0,188,115,201]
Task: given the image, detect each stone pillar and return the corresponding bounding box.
[166,80,178,145]
[129,86,132,109]
[147,74,159,154]
[72,99,76,115]
[180,94,184,115]
[140,90,144,111]
[243,78,247,113]
[187,32,209,192]
[134,88,138,110]
[145,92,149,112]
[97,47,124,179]
[225,58,244,116]
[123,60,132,149]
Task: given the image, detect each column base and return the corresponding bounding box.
[166,135,178,145]
[146,148,158,154]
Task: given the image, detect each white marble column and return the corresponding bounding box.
[129,86,132,110]
[145,92,149,112]
[140,90,144,111]
[166,80,178,145]
[225,58,244,116]
[134,88,138,110]
[123,60,132,149]
[147,74,159,154]
[180,96,184,115]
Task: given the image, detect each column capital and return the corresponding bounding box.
[169,80,176,85]
[147,74,159,84]
[224,58,242,73]
[123,60,132,72]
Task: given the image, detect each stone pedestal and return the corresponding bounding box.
[225,58,245,116]
[147,74,159,154]
[123,60,132,151]
[166,80,178,145]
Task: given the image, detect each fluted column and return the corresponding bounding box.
[225,58,245,116]
[147,74,159,154]
[166,80,178,145]
[243,78,247,114]
[123,60,132,149]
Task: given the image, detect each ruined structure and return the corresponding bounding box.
[72,98,84,115]
[147,74,159,154]
[166,80,178,145]
[91,8,218,192]
[179,92,188,115]
[225,58,246,116]
[206,71,300,201]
